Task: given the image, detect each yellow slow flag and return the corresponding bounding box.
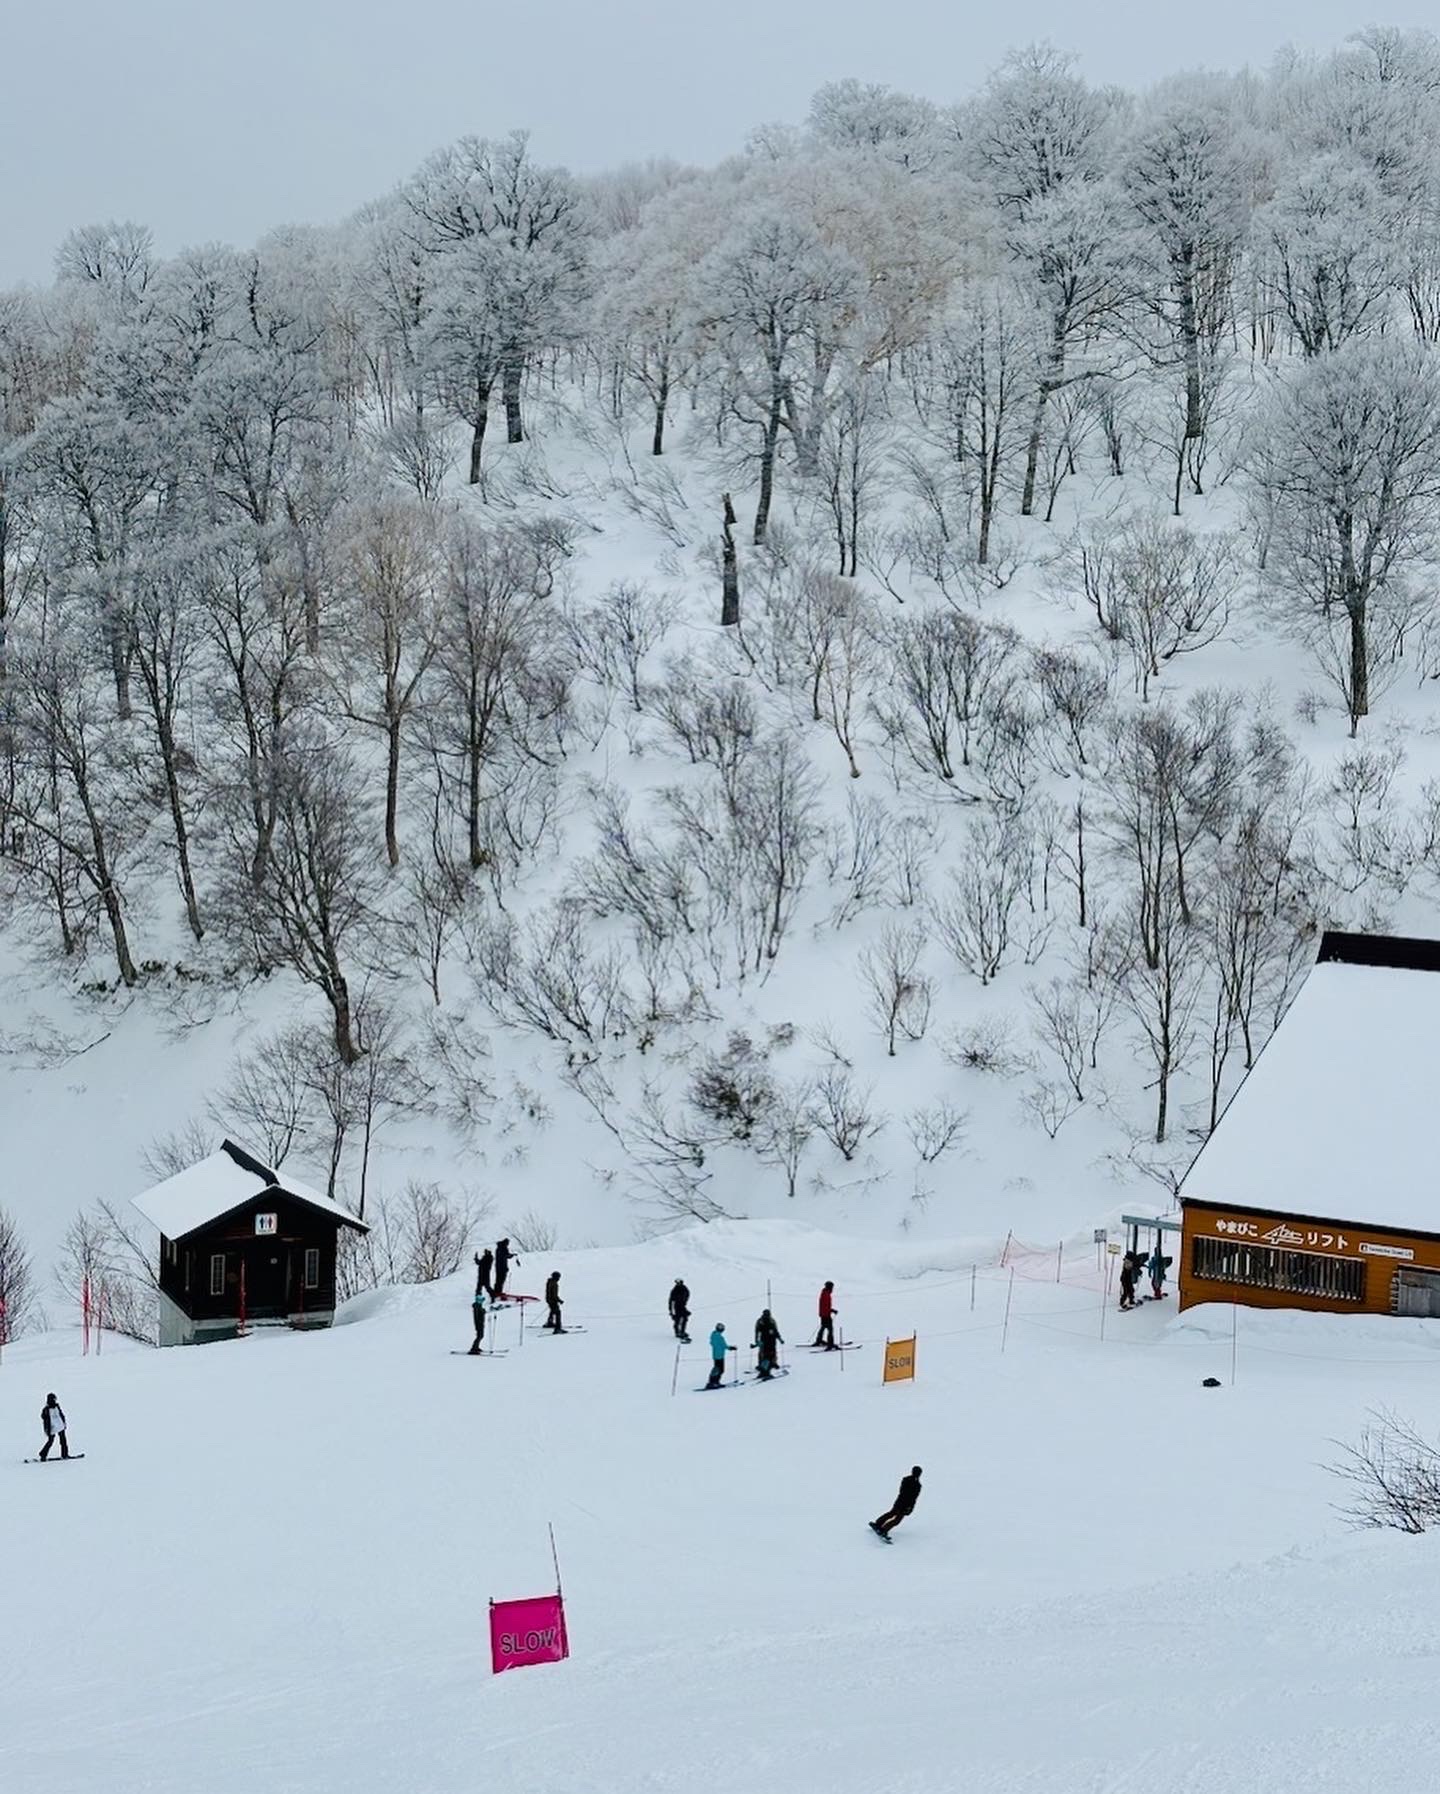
[883,1336,916,1383]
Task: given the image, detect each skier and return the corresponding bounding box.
[1148,1245,1170,1300]
[753,1308,784,1380]
[870,1465,923,1539]
[813,1280,837,1349]
[544,1270,565,1333]
[492,1238,515,1302]
[706,1323,729,1388]
[1118,1253,1138,1311]
[474,1247,494,1299]
[39,1393,70,1461]
[668,1278,691,1342]
[468,1284,488,1354]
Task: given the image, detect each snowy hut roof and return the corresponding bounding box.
[131,1139,367,1241]
[1180,933,1440,1237]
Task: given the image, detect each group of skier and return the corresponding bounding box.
[696,1280,843,1386]
[467,1238,517,1352]
[1118,1245,1172,1311]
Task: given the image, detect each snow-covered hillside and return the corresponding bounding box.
[6,1223,1440,1793]
[9,34,1440,1323]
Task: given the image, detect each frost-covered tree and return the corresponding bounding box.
[1258,153,1399,356]
[1247,334,1440,732]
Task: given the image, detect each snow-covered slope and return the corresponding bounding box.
[5,1221,1439,1793]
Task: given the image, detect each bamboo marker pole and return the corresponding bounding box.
[1000,1266,1016,1355]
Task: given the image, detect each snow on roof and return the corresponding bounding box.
[132,1140,366,1240]
[1181,954,1440,1236]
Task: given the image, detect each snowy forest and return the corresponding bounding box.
[6,30,1440,1335]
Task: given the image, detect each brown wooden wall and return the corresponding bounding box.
[158,1195,343,1322]
[1180,1200,1440,1317]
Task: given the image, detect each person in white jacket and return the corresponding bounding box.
[39,1394,69,1461]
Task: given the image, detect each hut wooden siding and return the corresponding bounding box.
[158,1192,343,1327]
[1179,1199,1440,1318]
[134,1138,367,1346]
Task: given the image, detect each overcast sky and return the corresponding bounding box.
[1,1,1423,283]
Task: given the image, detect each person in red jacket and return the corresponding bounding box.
[813,1280,837,1350]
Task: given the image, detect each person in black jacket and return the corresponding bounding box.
[668,1278,691,1341]
[492,1239,515,1302]
[474,1248,494,1299]
[870,1466,922,1538]
[753,1309,784,1380]
[544,1270,564,1333]
[39,1393,70,1461]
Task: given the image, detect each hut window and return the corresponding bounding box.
[1192,1236,1365,1303]
[304,1248,320,1291]
[209,1253,226,1297]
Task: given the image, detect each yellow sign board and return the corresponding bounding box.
[883,1335,916,1384]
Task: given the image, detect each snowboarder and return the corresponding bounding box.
[669,1278,691,1342]
[492,1238,515,1302]
[870,1465,922,1538]
[1148,1246,1170,1300]
[1118,1253,1138,1311]
[706,1323,729,1388]
[813,1280,837,1349]
[544,1270,564,1333]
[474,1247,494,1299]
[468,1285,488,1354]
[753,1308,784,1380]
[39,1393,70,1461]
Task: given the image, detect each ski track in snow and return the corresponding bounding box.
[4,1222,1438,1793]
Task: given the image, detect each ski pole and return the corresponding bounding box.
[671,1342,680,1398]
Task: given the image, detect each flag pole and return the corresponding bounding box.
[548,1522,564,1599]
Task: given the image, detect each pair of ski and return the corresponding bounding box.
[807,1342,862,1352]
[693,1368,790,1392]
[450,1348,509,1357]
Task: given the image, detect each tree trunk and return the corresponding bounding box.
[159,719,203,940]
[385,717,402,868]
[502,352,524,444]
[1348,597,1369,735]
[104,599,133,721]
[1021,386,1047,519]
[753,382,784,545]
[467,726,484,868]
[331,975,360,1066]
[468,376,492,484]
[720,494,740,627]
[1177,253,1204,442]
[651,373,669,457]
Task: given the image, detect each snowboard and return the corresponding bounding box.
[868,1522,892,1543]
[450,1349,509,1357]
[25,1454,85,1464]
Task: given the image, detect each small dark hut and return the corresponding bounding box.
[132,1138,368,1346]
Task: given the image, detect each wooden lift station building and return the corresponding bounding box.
[1179,933,1440,1320]
[133,1139,369,1346]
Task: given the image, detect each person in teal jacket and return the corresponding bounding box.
[468,1285,488,1354]
[706,1324,729,1388]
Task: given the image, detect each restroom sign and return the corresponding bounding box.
[255,1213,278,1236]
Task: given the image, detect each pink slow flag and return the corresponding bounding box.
[489,1593,569,1674]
